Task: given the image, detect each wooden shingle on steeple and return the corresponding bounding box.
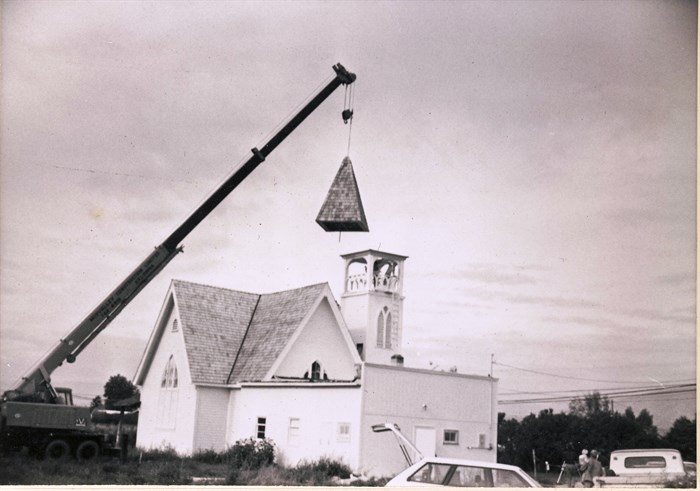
[316,156,369,232]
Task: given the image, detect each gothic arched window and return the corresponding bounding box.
[158,355,178,428]
[161,355,178,388]
[376,306,392,349]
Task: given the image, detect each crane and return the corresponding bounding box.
[1,63,356,460]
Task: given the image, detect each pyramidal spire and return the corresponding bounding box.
[316,156,369,232]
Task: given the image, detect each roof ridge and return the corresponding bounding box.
[259,282,328,297]
[172,278,256,296]
[172,278,328,297]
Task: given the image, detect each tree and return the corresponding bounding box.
[635,409,658,438]
[498,394,666,470]
[497,413,522,466]
[569,392,612,417]
[103,374,139,405]
[665,416,696,462]
[90,395,103,410]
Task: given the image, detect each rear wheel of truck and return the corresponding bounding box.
[76,440,100,462]
[45,439,71,460]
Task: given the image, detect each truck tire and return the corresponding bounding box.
[76,440,100,462]
[45,439,71,460]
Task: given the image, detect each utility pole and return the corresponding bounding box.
[490,353,494,377]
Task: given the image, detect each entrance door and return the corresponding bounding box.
[414,426,437,458]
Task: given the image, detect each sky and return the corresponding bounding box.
[1,0,696,432]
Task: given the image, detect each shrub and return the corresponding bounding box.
[225,438,275,470]
[664,475,697,488]
[296,457,352,479]
[135,446,180,462]
[225,466,239,485]
[153,461,190,485]
[192,448,222,464]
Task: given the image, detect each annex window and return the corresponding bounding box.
[256,417,267,439]
[443,429,459,445]
[288,417,300,445]
[311,361,322,380]
[478,433,486,448]
[376,306,392,348]
[171,318,179,333]
[157,355,178,429]
[338,422,351,442]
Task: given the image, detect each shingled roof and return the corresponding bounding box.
[316,156,369,232]
[172,280,327,385]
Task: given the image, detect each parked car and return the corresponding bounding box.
[385,457,541,487]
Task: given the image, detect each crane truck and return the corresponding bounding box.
[0,63,357,461]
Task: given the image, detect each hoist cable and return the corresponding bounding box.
[345,83,355,156]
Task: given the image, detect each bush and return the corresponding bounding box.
[296,457,352,479]
[135,446,180,462]
[153,461,190,485]
[225,466,239,485]
[664,475,697,488]
[225,438,275,470]
[192,448,222,464]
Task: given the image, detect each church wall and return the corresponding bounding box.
[227,384,363,469]
[273,297,358,381]
[193,386,230,452]
[358,363,498,477]
[136,304,198,455]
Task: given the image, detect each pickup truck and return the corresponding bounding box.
[594,449,692,488]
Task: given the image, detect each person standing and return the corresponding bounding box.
[581,449,604,488]
[578,449,589,468]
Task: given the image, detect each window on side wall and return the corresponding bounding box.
[288,417,300,445]
[256,417,267,439]
[311,361,321,380]
[337,422,351,442]
[443,429,459,445]
[157,355,178,429]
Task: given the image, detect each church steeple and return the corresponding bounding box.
[339,250,407,365]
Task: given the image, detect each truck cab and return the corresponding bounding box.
[596,449,689,488]
[54,388,74,406]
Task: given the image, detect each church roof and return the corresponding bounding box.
[172,280,327,385]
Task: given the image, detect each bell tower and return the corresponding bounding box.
[340,250,408,365]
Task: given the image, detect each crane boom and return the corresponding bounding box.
[8,63,356,399]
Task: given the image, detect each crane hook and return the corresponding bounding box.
[342,109,354,124]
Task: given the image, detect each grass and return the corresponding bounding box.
[0,449,389,486]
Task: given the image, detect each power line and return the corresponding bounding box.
[500,380,696,396]
[494,361,678,384]
[499,386,695,405]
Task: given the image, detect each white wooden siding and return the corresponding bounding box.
[194,387,230,452]
[227,385,362,469]
[273,298,358,381]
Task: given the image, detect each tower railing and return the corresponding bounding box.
[346,273,399,293]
